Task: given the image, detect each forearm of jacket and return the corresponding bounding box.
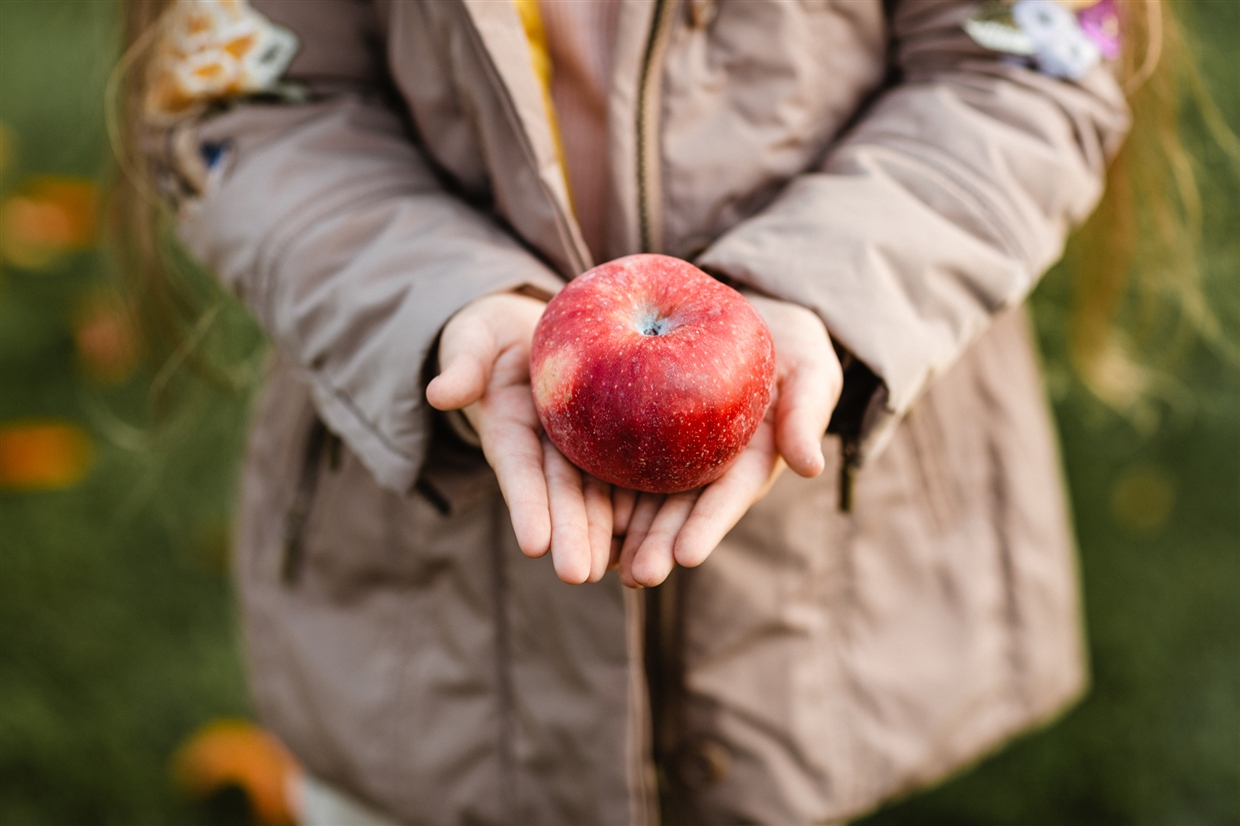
[175,96,565,493]
[697,0,1131,464]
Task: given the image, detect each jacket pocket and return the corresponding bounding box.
[281,417,334,585]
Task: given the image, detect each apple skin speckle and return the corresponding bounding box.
[530,254,775,493]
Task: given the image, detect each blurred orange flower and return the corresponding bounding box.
[0,421,94,491]
[0,176,98,270]
[74,291,141,384]
[172,718,302,826]
[146,0,298,122]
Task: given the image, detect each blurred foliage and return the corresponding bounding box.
[1,2,262,824]
[0,1,1236,825]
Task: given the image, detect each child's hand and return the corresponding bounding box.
[612,294,843,588]
[427,291,841,589]
[426,292,614,584]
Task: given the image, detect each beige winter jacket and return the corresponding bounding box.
[158,1,1130,823]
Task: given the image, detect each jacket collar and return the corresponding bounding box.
[459,0,593,272]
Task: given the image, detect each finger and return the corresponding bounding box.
[426,315,496,411]
[612,487,637,536]
[618,494,664,589]
[482,416,551,559]
[774,359,840,478]
[608,537,622,571]
[674,430,784,568]
[583,475,614,583]
[544,441,593,584]
[744,293,842,479]
[629,491,697,588]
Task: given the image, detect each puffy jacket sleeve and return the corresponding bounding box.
[165,0,564,493]
[696,0,1130,460]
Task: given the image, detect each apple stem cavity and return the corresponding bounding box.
[530,254,776,494]
[635,308,673,337]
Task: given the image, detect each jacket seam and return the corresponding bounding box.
[636,0,677,254]
[490,497,518,822]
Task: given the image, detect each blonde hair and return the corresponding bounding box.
[1066,0,1239,419]
[109,0,261,410]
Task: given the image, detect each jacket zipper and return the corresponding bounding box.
[636,0,678,254]
[838,435,860,512]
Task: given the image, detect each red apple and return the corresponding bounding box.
[530,254,775,493]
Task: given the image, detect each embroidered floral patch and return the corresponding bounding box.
[144,0,298,123]
[964,3,1037,56]
[965,0,1120,80]
[1077,0,1121,59]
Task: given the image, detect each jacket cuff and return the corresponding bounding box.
[825,349,885,447]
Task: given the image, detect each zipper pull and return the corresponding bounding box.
[838,436,859,513]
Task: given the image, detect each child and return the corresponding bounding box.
[119,0,1153,822]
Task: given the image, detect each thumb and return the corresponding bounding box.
[426,315,496,411]
[774,357,840,478]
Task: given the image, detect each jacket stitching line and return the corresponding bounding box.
[636,0,676,254]
[978,373,1034,713]
[489,497,518,821]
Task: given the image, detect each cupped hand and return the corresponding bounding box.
[614,293,843,588]
[425,292,614,585]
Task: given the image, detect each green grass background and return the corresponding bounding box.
[0,1,1236,824]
